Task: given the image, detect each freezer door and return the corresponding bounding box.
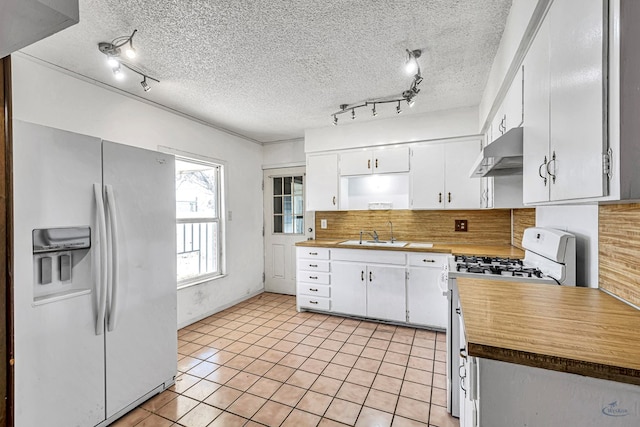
[13,120,106,427]
[102,141,177,418]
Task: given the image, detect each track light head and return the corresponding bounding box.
[351,109,356,120]
[372,104,377,117]
[405,49,422,75]
[333,115,338,126]
[98,29,158,90]
[396,101,402,114]
[141,77,150,92]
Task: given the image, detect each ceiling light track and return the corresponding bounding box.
[98,29,160,92]
[331,48,423,125]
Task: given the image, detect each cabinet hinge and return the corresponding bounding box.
[406,271,409,280]
[262,272,265,283]
[406,310,410,322]
[261,179,264,191]
[603,148,612,180]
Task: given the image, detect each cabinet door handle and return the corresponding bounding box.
[332,196,336,205]
[423,259,436,263]
[309,288,318,292]
[375,158,378,168]
[546,151,557,184]
[438,192,442,203]
[310,300,318,304]
[309,276,318,280]
[309,252,318,256]
[369,271,373,282]
[368,159,371,169]
[309,264,318,268]
[361,270,364,281]
[538,156,548,186]
[448,192,451,203]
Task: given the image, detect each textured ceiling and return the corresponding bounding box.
[21,0,512,143]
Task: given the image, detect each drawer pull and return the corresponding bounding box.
[309,288,318,292]
[310,300,318,304]
[361,270,364,281]
[423,259,436,263]
[309,264,318,267]
[309,276,318,280]
[309,252,318,256]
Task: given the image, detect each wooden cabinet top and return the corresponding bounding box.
[296,239,525,258]
[457,278,640,386]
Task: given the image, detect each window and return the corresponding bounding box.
[272,175,304,234]
[175,158,224,285]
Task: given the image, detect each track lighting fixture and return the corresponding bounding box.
[98,29,159,92]
[331,48,423,124]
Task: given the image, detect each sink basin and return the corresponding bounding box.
[339,240,408,248]
[407,242,434,248]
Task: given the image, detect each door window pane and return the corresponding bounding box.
[272,174,304,234]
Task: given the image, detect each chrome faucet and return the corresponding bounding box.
[388,221,396,243]
[359,230,379,244]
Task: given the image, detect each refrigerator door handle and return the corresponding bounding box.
[105,184,121,332]
[94,183,108,336]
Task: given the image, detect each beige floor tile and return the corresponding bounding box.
[384,351,410,366]
[111,408,151,426]
[366,338,390,350]
[203,386,242,409]
[328,331,350,342]
[364,389,399,414]
[322,363,351,381]
[279,353,308,369]
[181,379,221,401]
[318,418,351,427]
[246,377,283,399]
[155,395,199,421]
[206,350,237,365]
[311,328,333,338]
[378,362,407,379]
[251,400,292,426]
[286,370,319,389]
[241,345,269,359]
[344,368,376,387]
[259,348,288,363]
[371,374,403,394]
[296,390,333,416]
[170,374,201,394]
[395,396,430,424]
[226,393,266,419]
[141,390,178,412]
[186,361,219,378]
[346,334,370,346]
[300,357,329,373]
[177,403,221,427]
[324,398,362,425]
[237,333,263,345]
[271,383,306,406]
[177,356,202,373]
[434,361,446,375]
[336,382,369,404]
[178,342,203,356]
[391,415,429,427]
[244,359,275,376]
[264,364,296,382]
[405,368,433,386]
[361,347,386,360]
[205,366,240,384]
[292,343,317,357]
[284,331,307,343]
[429,404,460,427]
[225,354,256,370]
[433,373,446,389]
[356,407,393,427]
[190,346,218,360]
[310,375,343,396]
[272,339,298,353]
[256,336,280,348]
[388,342,412,355]
[411,346,435,359]
[353,327,375,337]
[431,387,447,407]
[135,414,174,427]
[332,352,358,368]
[281,409,321,427]
[225,341,251,353]
[207,411,247,427]
[225,371,261,391]
[408,356,433,372]
[312,348,339,362]
[320,339,344,351]
[400,381,431,402]
[354,357,382,373]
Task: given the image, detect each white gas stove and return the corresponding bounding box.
[446,227,577,420]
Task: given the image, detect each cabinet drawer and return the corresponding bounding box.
[408,253,450,267]
[298,283,330,298]
[297,260,330,272]
[298,295,330,311]
[298,272,330,285]
[297,247,330,260]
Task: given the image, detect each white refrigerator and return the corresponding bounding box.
[13,120,177,426]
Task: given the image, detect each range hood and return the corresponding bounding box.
[469,127,523,178]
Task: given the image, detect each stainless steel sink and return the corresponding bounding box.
[338,240,408,248]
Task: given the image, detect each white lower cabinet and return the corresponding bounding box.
[296,247,449,328]
[407,253,449,328]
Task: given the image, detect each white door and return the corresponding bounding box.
[523,17,551,204]
[372,146,410,174]
[410,144,445,208]
[103,142,177,417]
[444,139,482,209]
[264,167,309,295]
[13,121,106,427]
[306,154,339,210]
[331,262,367,316]
[367,265,406,322]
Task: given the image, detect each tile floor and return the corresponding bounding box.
[113,293,460,427]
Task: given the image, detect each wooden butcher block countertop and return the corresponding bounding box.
[296,239,525,258]
[457,277,640,386]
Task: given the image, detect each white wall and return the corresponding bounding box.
[263,138,305,169]
[11,54,265,327]
[536,204,599,288]
[304,106,478,153]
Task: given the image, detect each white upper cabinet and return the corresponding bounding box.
[523,0,607,204]
[411,139,482,209]
[339,146,409,176]
[306,153,339,211]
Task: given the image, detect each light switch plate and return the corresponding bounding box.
[455,219,468,232]
[320,219,327,229]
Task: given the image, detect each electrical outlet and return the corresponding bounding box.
[320,219,327,229]
[455,219,468,232]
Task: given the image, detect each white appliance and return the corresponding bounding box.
[13,120,177,427]
[445,227,576,419]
